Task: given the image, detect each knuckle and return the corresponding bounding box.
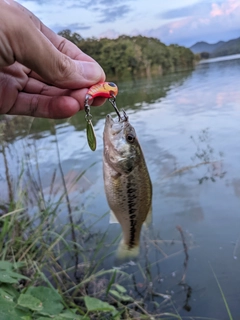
[28,95,39,116]
[56,54,75,80]
[57,38,67,53]
[0,76,13,114]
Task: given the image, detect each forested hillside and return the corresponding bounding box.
[211,37,240,57]
[190,37,240,58]
[190,41,224,54]
[59,30,195,79]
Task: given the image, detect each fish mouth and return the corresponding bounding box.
[105,113,129,136]
[105,111,128,127]
[105,114,115,127]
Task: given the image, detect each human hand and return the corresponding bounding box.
[0,0,106,119]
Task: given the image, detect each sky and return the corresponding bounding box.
[18,0,240,47]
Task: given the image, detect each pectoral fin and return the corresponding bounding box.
[109,210,119,224]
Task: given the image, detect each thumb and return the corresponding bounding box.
[17,27,105,89]
[3,2,105,89]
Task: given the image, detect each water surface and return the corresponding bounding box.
[1,56,240,318]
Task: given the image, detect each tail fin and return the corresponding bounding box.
[116,240,140,262]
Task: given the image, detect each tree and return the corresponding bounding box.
[59,31,196,79]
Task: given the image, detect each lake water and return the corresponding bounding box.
[1,55,240,318]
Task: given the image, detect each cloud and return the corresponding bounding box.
[66,0,128,9]
[99,29,120,39]
[66,1,92,9]
[210,0,240,16]
[66,0,132,23]
[98,27,142,39]
[20,0,60,4]
[160,2,212,19]
[51,23,91,34]
[145,0,240,46]
[98,5,131,23]
[18,0,240,46]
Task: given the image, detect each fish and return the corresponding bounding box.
[103,112,152,260]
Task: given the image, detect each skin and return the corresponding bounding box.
[0,0,106,119]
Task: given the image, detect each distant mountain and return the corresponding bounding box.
[190,37,240,58]
[210,37,240,57]
[190,41,224,54]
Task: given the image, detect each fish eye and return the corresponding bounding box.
[126,134,135,143]
[108,82,116,87]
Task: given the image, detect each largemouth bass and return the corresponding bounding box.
[103,112,152,260]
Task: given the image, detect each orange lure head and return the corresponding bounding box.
[87,82,118,99]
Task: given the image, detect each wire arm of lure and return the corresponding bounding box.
[122,109,128,121]
[108,95,122,121]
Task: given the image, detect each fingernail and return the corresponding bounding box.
[81,61,105,82]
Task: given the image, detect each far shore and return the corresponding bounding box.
[199,53,240,64]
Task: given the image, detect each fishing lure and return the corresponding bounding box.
[87,81,118,99]
[84,82,121,151]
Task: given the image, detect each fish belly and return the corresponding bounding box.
[103,159,152,250]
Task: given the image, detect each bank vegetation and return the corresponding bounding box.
[59,30,197,79]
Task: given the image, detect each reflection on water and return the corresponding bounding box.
[1,56,240,317]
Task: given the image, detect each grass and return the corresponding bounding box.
[0,116,235,319]
[0,116,169,319]
[209,263,233,320]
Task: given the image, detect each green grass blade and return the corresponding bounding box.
[209,263,233,320]
[105,269,117,295]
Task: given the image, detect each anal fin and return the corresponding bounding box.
[143,206,152,228]
[109,210,119,224]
